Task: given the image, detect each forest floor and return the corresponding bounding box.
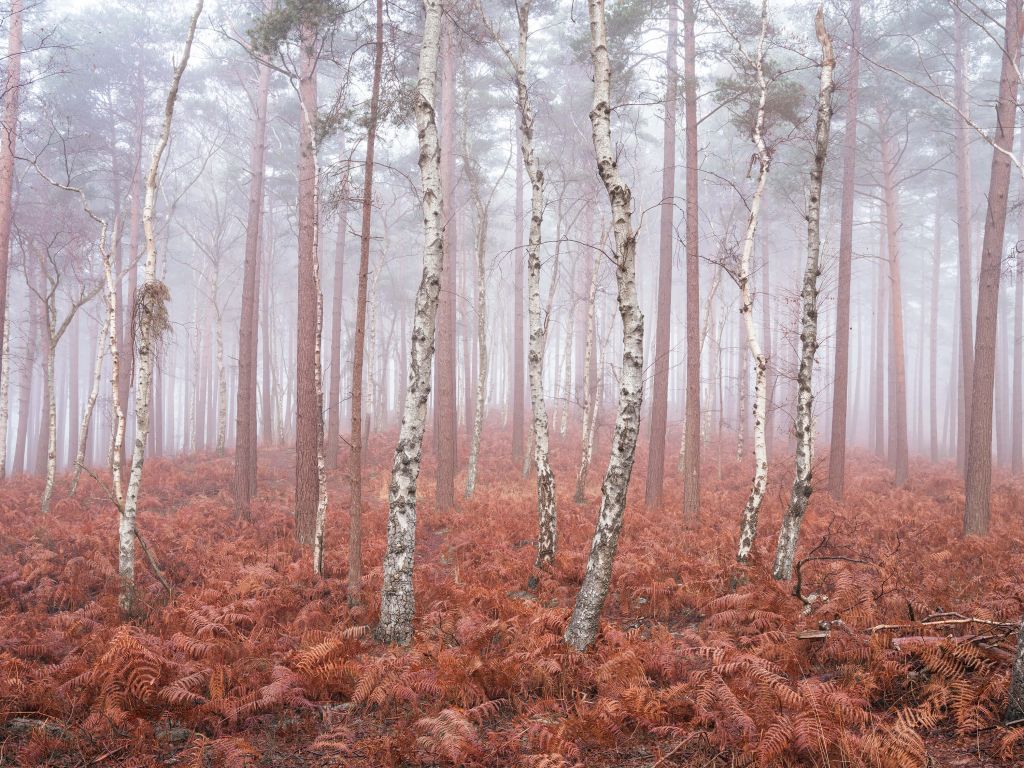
[1,426,1023,767]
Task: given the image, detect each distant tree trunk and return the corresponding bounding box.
[120,0,202,617]
[434,19,458,512]
[512,148,525,463]
[953,6,974,475]
[348,0,383,604]
[872,218,887,457]
[234,53,270,518]
[261,227,274,446]
[772,7,833,581]
[326,177,347,470]
[71,316,108,495]
[682,0,701,523]
[931,201,941,463]
[294,24,321,549]
[464,178,489,497]
[376,0,444,645]
[13,283,36,474]
[573,255,598,502]
[0,0,20,449]
[880,118,909,486]
[1014,205,1023,474]
[827,0,859,499]
[68,316,79,468]
[563,0,645,652]
[213,264,226,456]
[736,1,770,564]
[644,0,677,509]
[762,238,774,461]
[963,0,1022,536]
[0,310,8,479]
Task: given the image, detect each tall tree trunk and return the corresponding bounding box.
[294,23,321,549]
[348,0,383,604]
[735,1,770,564]
[502,0,558,580]
[963,0,1022,536]
[512,146,525,462]
[681,0,701,522]
[261,221,274,445]
[880,119,909,486]
[234,52,270,518]
[376,0,444,645]
[0,309,8,479]
[772,7,833,581]
[120,0,202,616]
[931,200,941,463]
[1014,197,1023,474]
[573,254,598,502]
[327,175,347,470]
[644,0,677,509]
[464,176,489,497]
[0,0,20,450]
[827,0,859,498]
[953,6,975,475]
[434,19,458,512]
[563,0,645,651]
[1009,617,1024,721]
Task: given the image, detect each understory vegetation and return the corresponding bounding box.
[1,428,1021,767]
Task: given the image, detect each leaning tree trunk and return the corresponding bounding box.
[771,6,833,582]
[71,316,108,495]
[563,0,645,652]
[120,0,202,617]
[963,0,1023,536]
[376,0,444,646]
[1009,617,1024,721]
[735,0,770,565]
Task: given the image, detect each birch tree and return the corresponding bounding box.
[771,4,833,582]
[729,0,771,565]
[376,0,444,645]
[70,314,107,495]
[563,0,645,652]
[120,0,203,615]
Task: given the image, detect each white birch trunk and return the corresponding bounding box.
[564,0,645,651]
[573,254,598,502]
[121,0,202,615]
[213,261,226,455]
[376,0,444,645]
[772,6,834,581]
[735,1,771,565]
[71,316,108,495]
[465,186,489,497]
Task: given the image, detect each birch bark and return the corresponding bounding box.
[564,0,645,651]
[771,6,833,581]
[376,0,444,645]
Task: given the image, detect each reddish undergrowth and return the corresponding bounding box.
[1,427,1022,767]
